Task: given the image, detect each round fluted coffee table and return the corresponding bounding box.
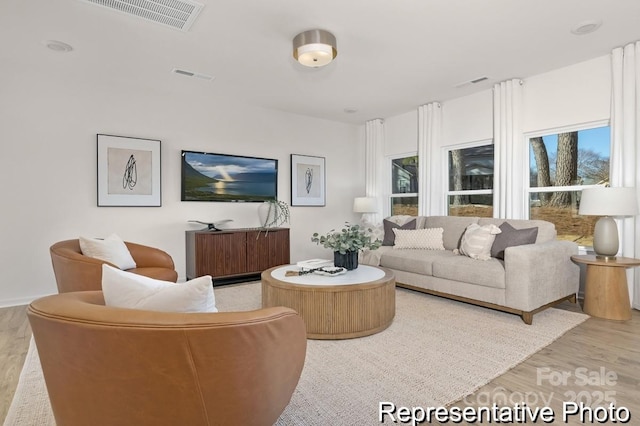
[261,265,395,339]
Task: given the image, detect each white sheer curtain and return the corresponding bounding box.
[610,41,640,309]
[364,118,385,224]
[418,102,442,216]
[493,79,525,219]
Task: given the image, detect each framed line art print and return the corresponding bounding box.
[97,134,161,206]
[291,154,325,206]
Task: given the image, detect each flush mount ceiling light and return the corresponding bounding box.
[293,29,337,68]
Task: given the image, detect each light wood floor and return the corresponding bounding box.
[449,300,640,424]
[1,299,638,424]
[1,305,32,423]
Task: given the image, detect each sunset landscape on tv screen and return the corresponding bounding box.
[181,150,277,202]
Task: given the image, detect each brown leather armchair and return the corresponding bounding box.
[50,239,178,293]
[28,291,307,426]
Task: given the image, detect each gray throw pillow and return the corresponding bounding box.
[490,222,538,259]
[382,218,416,246]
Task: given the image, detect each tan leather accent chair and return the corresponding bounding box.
[28,291,307,426]
[50,239,178,293]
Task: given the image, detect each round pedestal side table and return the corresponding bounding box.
[261,265,396,339]
[571,255,640,321]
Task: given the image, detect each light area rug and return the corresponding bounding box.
[4,283,588,426]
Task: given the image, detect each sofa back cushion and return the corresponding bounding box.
[423,216,480,250]
[477,218,556,243]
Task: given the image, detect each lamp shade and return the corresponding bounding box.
[353,197,377,213]
[293,29,337,67]
[579,187,639,216]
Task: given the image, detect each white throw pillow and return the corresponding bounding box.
[102,265,217,313]
[458,224,502,261]
[392,228,445,250]
[79,234,137,270]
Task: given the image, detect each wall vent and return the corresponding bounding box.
[454,76,489,88]
[172,68,214,81]
[470,77,488,84]
[80,0,204,31]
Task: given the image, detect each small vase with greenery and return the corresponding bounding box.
[311,222,382,270]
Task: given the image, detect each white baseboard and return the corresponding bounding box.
[0,293,55,308]
[0,276,189,307]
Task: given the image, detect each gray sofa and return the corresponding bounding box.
[362,216,580,324]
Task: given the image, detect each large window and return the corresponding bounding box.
[390,155,418,216]
[447,143,494,217]
[528,124,610,246]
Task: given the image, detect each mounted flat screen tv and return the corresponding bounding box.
[181,150,278,202]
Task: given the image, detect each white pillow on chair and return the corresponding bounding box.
[79,234,137,270]
[102,265,217,313]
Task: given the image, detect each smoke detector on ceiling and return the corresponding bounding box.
[80,0,204,32]
[571,20,602,35]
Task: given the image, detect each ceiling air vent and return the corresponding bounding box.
[172,68,214,81]
[454,76,489,88]
[470,77,488,84]
[80,0,204,32]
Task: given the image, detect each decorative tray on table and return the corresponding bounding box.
[285,266,347,277]
[313,266,347,276]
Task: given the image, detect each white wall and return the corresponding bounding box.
[523,55,611,133]
[442,90,494,146]
[0,73,364,306]
[0,53,614,306]
[384,110,418,156]
[384,55,611,158]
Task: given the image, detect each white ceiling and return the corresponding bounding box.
[3,0,640,124]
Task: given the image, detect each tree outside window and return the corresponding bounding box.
[447,143,494,217]
[390,155,418,216]
[529,125,610,246]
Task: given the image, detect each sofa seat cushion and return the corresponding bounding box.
[380,249,456,276]
[432,256,506,289]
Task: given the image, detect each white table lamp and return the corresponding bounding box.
[579,187,639,260]
[353,197,377,214]
[353,197,378,225]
